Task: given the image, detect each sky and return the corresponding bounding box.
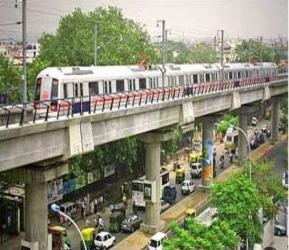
[0,0,287,43]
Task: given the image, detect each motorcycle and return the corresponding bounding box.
[173,159,180,171]
[219,159,225,169]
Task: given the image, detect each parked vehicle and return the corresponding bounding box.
[163,185,177,204]
[181,180,196,195]
[60,202,77,219]
[80,227,96,250]
[109,211,124,233]
[190,162,202,178]
[94,232,115,249]
[175,168,185,184]
[251,117,257,126]
[121,214,143,233]
[147,232,167,250]
[274,221,287,236]
[160,199,170,214]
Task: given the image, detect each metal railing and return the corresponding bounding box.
[0,75,287,129]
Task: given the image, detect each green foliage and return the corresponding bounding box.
[164,218,238,250]
[191,42,216,63]
[166,41,193,64]
[212,175,262,246]
[216,114,239,135]
[235,39,280,63]
[35,7,158,67]
[0,54,21,103]
[162,126,183,159]
[240,160,287,218]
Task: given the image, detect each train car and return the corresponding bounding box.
[33,62,278,113]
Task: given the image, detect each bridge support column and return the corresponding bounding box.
[139,132,172,234]
[201,117,214,187]
[25,181,48,250]
[13,162,68,250]
[238,107,248,164]
[271,96,280,143]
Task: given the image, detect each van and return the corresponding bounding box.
[251,117,257,126]
[147,232,167,250]
[60,202,76,218]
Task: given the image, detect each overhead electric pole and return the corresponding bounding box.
[217,29,224,83]
[165,29,168,64]
[213,36,217,62]
[94,24,97,65]
[22,0,27,105]
[157,20,166,88]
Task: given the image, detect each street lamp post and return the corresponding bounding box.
[233,125,251,181]
[51,204,87,250]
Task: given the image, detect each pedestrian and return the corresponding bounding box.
[121,184,124,195]
[90,201,95,215]
[99,195,104,211]
[94,198,98,214]
[80,201,85,220]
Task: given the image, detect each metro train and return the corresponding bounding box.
[34,62,278,111]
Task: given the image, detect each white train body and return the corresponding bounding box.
[34,62,278,111]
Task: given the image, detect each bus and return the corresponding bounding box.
[132,168,170,208]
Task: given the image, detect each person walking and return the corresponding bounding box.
[94,198,98,214]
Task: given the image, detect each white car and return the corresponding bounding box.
[94,232,116,250]
[190,162,202,178]
[147,232,167,250]
[181,180,196,195]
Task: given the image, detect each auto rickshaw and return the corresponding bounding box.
[184,208,196,229]
[175,168,185,184]
[109,211,125,233]
[80,226,96,250]
[48,225,71,250]
[189,150,202,165]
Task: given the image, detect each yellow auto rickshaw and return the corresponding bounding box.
[184,208,196,229]
[48,226,71,250]
[80,227,96,250]
[189,150,202,165]
[175,168,185,184]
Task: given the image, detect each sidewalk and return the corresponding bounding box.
[113,135,286,250]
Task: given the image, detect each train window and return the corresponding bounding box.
[63,84,68,98]
[89,82,99,96]
[238,72,241,79]
[80,83,83,97]
[205,73,210,82]
[116,79,124,92]
[51,79,58,99]
[74,83,78,97]
[104,81,107,94]
[193,74,198,84]
[229,72,233,80]
[109,81,112,93]
[129,79,132,91]
[139,78,146,89]
[179,75,184,85]
[186,75,191,85]
[133,79,136,90]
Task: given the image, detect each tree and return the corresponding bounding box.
[164,218,238,250]
[235,39,280,64]
[240,160,287,218]
[166,41,193,64]
[216,114,239,136]
[212,176,262,247]
[162,126,183,159]
[191,42,216,63]
[0,54,21,103]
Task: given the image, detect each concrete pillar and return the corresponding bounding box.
[238,107,248,164]
[12,162,69,250]
[201,117,214,187]
[271,97,280,142]
[139,132,172,234]
[25,182,48,250]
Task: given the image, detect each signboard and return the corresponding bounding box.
[87,169,101,184]
[144,180,156,203]
[47,178,63,204]
[63,178,76,196]
[103,165,116,178]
